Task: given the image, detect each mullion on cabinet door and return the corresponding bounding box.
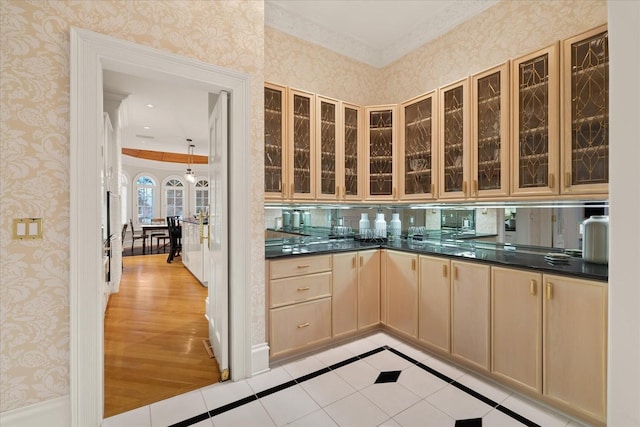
[264,83,288,201]
[316,96,340,201]
[400,91,437,200]
[511,43,560,196]
[342,103,364,201]
[287,88,316,200]
[471,62,510,198]
[561,25,609,195]
[439,78,470,200]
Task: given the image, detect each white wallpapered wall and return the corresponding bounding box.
[0,0,265,413]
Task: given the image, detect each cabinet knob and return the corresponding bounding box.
[546,282,553,300]
[530,279,537,296]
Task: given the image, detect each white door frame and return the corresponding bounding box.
[70,27,252,426]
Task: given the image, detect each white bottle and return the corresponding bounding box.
[292,211,300,228]
[375,212,387,238]
[390,213,402,240]
[303,211,311,227]
[359,213,370,233]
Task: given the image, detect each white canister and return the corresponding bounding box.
[282,211,291,227]
[582,215,609,264]
[359,213,370,232]
[303,211,311,227]
[390,213,402,239]
[292,211,301,228]
[375,212,387,238]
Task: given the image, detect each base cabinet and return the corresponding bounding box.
[332,253,359,338]
[543,274,607,423]
[491,267,542,393]
[358,250,381,329]
[270,298,332,357]
[385,250,418,338]
[451,260,490,370]
[418,256,451,352]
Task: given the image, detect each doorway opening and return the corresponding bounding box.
[70,27,252,426]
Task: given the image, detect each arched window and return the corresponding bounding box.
[164,178,184,217]
[135,175,156,224]
[195,179,209,215]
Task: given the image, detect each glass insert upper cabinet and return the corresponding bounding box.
[439,78,470,200]
[365,105,397,200]
[287,88,316,200]
[342,102,363,201]
[511,43,560,197]
[316,96,340,201]
[561,25,609,195]
[471,62,510,198]
[400,91,437,200]
[264,83,288,201]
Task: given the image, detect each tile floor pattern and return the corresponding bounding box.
[103,333,590,427]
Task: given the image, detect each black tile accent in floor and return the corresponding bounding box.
[166,344,542,427]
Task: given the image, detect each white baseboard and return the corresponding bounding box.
[251,342,270,376]
[0,396,70,427]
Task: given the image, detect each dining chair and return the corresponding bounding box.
[149,217,169,253]
[166,216,182,263]
[129,219,148,255]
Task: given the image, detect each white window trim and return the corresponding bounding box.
[162,175,186,218]
[133,173,159,225]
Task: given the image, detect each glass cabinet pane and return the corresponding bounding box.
[443,86,465,193]
[319,100,337,196]
[518,53,550,188]
[403,97,433,195]
[369,109,394,196]
[292,94,312,195]
[344,106,359,197]
[569,30,608,186]
[476,71,502,191]
[264,86,284,194]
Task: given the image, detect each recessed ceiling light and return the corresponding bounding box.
[146,104,154,108]
[143,126,150,130]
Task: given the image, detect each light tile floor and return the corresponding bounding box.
[103,332,590,427]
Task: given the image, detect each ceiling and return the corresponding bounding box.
[109,1,497,158]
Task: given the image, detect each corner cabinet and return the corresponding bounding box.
[561,25,609,195]
[471,63,510,198]
[264,83,288,200]
[439,78,471,200]
[543,274,607,424]
[287,88,316,200]
[400,91,437,200]
[385,250,418,338]
[511,43,560,196]
[365,105,398,201]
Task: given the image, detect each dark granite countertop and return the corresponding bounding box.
[265,238,608,282]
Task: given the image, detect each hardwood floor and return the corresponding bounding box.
[104,254,220,417]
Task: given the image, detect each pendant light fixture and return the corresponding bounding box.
[184,138,196,183]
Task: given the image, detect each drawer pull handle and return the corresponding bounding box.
[530,279,537,296]
[442,264,447,278]
[360,256,363,267]
[297,322,310,329]
[411,258,416,271]
[352,256,356,268]
[546,282,553,300]
[297,264,310,269]
[297,287,310,291]
[548,173,554,189]
[453,266,458,280]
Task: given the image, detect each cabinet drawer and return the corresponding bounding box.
[270,298,332,357]
[269,255,332,279]
[270,272,331,308]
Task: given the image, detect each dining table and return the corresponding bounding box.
[140,223,169,255]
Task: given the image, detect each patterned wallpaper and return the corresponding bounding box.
[0,0,265,413]
[265,27,379,106]
[377,0,608,104]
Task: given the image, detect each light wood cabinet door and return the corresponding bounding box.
[491,267,542,393]
[358,250,380,329]
[342,103,364,201]
[511,43,560,196]
[270,298,332,358]
[400,91,437,200]
[471,62,510,198]
[543,274,607,423]
[332,253,358,338]
[439,78,471,200]
[270,272,332,308]
[418,256,450,353]
[451,260,490,370]
[365,105,398,200]
[287,88,316,200]
[316,96,340,201]
[561,25,609,195]
[385,250,418,337]
[264,83,288,200]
